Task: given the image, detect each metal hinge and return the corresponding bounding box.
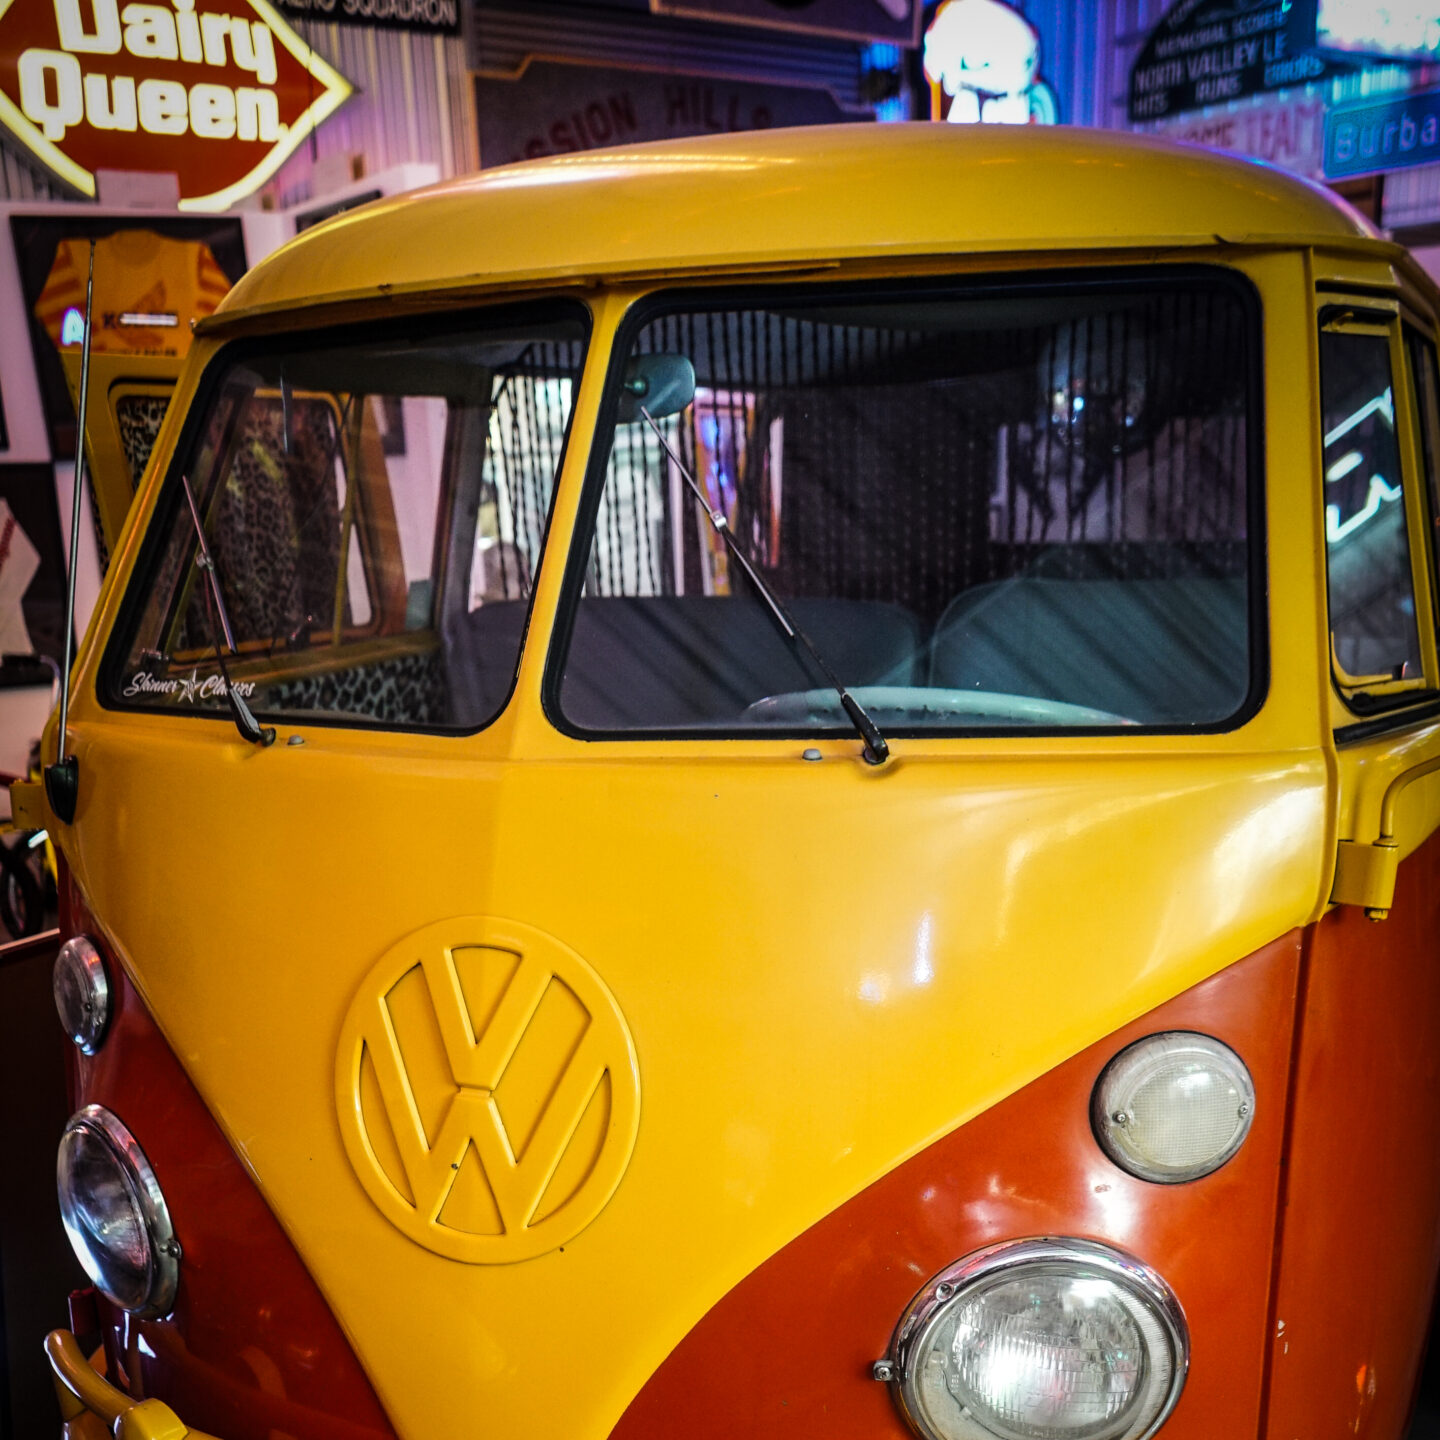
[1331,753,1440,921]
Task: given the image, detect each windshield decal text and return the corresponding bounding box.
[123,669,256,702]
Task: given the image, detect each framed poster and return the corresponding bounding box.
[9,215,246,460]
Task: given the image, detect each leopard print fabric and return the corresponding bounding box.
[269,649,448,727]
[95,394,173,577]
[116,395,170,486]
[207,398,344,646]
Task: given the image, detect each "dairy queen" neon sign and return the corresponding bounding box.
[0,0,351,210]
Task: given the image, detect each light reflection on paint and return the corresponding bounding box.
[859,972,891,1005]
[1202,784,1321,940]
[1086,1172,1140,1243]
[470,153,779,192]
[914,911,935,986]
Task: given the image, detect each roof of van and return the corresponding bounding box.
[214,123,1385,324]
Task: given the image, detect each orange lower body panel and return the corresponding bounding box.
[612,932,1305,1440]
[61,875,395,1440]
[1263,827,1440,1440]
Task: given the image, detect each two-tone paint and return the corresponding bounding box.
[20,125,1440,1440]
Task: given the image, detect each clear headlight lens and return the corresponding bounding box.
[885,1239,1187,1440]
[53,936,111,1054]
[1092,1032,1255,1183]
[57,1106,179,1317]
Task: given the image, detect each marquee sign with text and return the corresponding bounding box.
[0,0,351,210]
[474,61,855,168]
[649,0,918,47]
[271,0,458,36]
[1128,0,1332,123]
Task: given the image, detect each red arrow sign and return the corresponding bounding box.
[0,0,351,209]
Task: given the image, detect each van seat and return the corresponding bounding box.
[928,577,1250,724]
[444,601,529,727]
[559,595,924,729]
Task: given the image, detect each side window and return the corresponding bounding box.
[1319,322,1424,695]
[1405,327,1440,623]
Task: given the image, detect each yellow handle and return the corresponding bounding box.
[1377,753,1440,841]
[45,1330,219,1440]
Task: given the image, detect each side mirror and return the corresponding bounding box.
[617,354,695,424]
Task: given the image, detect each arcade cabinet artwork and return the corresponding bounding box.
[924,0,1058,125]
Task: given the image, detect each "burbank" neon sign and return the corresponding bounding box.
[0,0,350,210]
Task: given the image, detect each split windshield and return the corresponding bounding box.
[106,273,1260,739]
[554,271,1260,736]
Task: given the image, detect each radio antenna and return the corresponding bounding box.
[44,238,97,825]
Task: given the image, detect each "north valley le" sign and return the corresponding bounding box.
[0,0,351,210]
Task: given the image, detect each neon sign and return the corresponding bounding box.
[1326,474,1402,542]
[0,0,351,210]
[1317,1,1440,63]
[923,0,1057,125]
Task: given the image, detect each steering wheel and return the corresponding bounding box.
[742,686,1137,727]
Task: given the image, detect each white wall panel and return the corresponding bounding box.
[269,24,474,209]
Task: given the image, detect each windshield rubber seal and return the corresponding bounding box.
[97,296,592,737]
[541,262,1270,745]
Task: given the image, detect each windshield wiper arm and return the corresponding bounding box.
[637,405,889,765]
[180,474,276,747]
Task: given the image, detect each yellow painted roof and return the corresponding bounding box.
[220,122,1382,321]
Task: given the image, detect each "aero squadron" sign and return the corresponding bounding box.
[0,0,351,210]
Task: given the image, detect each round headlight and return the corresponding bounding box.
[53,936,111,1054]
[57,1106,179,1318]
[1092,1032,1254,1184]
[884,1238,1187,1440]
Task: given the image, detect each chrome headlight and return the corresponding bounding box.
[881,1238,1187,1440]
[57,1106,180,1318]
[53,936,111,1054]
[1092,1032,1255,1183]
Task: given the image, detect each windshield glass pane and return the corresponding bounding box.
[107,305,586,731]
[556,274,1258,735]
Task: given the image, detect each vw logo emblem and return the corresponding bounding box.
[335,917,640,1263]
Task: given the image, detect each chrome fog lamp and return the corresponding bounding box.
[53,936,111,1054]
[880,1238,1187,1440]
[1092,1032,1255,1183]
[57,1106,180,1317]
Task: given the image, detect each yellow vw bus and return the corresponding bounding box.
[14,124,1440,1440]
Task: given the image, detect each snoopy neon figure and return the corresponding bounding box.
[924,0,1058,125]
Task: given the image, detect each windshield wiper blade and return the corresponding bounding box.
[637,404,889,765]
[180,474,275,747]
